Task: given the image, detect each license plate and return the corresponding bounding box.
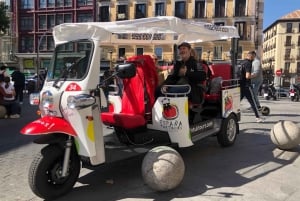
[290,93,295,96]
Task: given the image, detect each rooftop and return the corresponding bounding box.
[280,10,300,19]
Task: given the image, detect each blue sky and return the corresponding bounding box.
[263,0,300,29]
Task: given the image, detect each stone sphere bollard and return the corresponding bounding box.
[270,120,300,150]
[0,106,7,119]
[141,146,185,191]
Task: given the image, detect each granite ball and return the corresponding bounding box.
[141,146,185,191]
[270,120,300,150]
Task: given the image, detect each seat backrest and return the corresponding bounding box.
[126,55,158,109]
[120,65,145,115]
[209,63,232,80]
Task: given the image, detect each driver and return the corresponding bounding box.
[157,42,206,104]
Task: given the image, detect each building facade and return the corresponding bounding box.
[263,10,300,87]
[5,0,263,74]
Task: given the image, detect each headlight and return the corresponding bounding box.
[40,91,56,116]
[67,94,96,109]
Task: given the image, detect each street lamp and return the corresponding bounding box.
[109,50,113,70]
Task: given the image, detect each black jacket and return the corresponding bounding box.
[164,56,207,104]
[11,71,25,86]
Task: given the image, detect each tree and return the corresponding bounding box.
[0,2,10,34]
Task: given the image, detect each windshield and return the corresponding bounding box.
[47,39,93,80]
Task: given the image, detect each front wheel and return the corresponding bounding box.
[217,113,238,147]
[28,144,80,200]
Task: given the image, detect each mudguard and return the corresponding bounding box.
[20,116,77,136]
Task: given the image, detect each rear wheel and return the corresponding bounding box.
[28,144,80,200]
[260,106,270,116]
[217,113,238,147]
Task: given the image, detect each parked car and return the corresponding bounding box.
[275,87,289,98]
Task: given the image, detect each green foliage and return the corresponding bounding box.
[0,2,10,34]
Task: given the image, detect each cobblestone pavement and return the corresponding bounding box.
[1,97,300,201]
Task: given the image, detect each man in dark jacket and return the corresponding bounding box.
[240,51,264,123]
[158,42,206,104]
[11,68,25,104]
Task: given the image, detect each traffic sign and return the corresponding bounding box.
[275,69,282,76]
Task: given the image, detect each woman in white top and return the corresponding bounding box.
[1,76,16,101]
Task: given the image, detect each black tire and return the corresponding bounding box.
[260,106,270,116]
[291,96,295,101]
[28,144,80,200]
[265,96,270,100]
[217,113,238,147]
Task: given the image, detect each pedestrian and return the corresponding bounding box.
[0,74,21,118]
[240,51,264,123]
[156,42,207,104]
[11,68,25,104]
[0,66,9,77]
[250,51,263,110]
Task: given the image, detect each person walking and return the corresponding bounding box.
[240,51,264,123]
[11,68,25,104]
[250,51,263,110]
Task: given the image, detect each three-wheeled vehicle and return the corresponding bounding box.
[21,16,241,200]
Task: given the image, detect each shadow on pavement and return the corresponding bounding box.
[53,131,300,201]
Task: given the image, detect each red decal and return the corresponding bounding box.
[65,83,82,91]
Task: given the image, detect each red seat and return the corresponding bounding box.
[205,63,232,102]
[101,55,158,129]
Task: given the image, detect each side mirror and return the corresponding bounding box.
[115,63,136,79]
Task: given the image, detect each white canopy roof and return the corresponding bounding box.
[53,16,239,46]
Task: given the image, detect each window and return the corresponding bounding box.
[213,46,223,60]
[235,22,246,40]
[57,0,64,7]
[77,13,93,22]
[77,0,93,6]
[39,0,46,8]
[48,0,55,7]
[20,17,33,31]
[194,47,203,60]
[118,48,126,59]
[135,4,147,19]
[56,14,64,25]
[99,6,109,22]
[287,23,293,33]
[285,36,292,46]
[235,0,246,16]
[155,2,165,16]
[285,48,291,59]
[39,35,54,51]
[21,0,34,9]
[117,5,128,21]
[284,62,290,72]
[154,47,163,60]
[136,47,143,55]
[20,36,34,53]
[297,62,300,74]
[215,0,225,17]
[65,0,72,7]
[195,0,205,18]
[238,46,243,59]
[64,14,72,23]
[47,15,55,29]
[39,15,47,30]
[175,1,186,19]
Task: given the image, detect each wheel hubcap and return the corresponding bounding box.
[227,119,236,141]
